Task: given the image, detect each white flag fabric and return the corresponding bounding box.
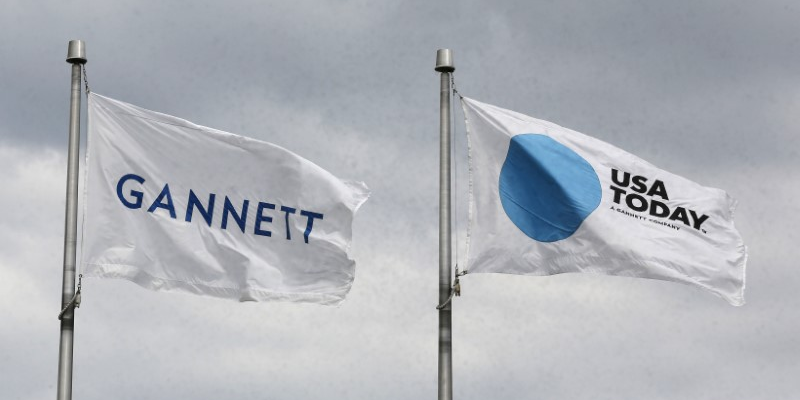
[462,97,746,305]
[82,93,370,305]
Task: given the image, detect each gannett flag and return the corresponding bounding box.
[461,97,747,305]
[82,93,370,305]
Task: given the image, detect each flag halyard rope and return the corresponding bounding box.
[81,64,91,95]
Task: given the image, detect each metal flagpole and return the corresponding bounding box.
[57,39,86,400]
[435,49,455,400]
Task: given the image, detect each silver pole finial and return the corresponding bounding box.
[435,49,455,72]
[66,40,87,64]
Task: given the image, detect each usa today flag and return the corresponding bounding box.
[462,97,746,305]
[82,93,370,305]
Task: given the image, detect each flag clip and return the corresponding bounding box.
[436,266,467,309]
[454,268,467,297]
[57,274,82,320]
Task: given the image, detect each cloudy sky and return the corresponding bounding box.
[2,1,799,399]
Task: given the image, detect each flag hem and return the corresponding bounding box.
[83,262,350,306]
[465,253,746,306]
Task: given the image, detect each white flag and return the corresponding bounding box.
[462,97,746,305]
[82,93,369,305]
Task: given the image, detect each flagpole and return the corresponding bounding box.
[57,39,86,400]
[435,49,455,400]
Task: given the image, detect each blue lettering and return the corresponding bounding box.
[114,174,326,242]
[280,206,296,240]
[116,174,145,209]
[254,202,275,237]
[300,210,323,244]
[147,183,176,218]
[221,196,249,233]
[185,190,216,226]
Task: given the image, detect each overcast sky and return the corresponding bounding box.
[2,1,799,399]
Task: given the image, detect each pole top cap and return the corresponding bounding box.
[66,40,87,64]
[435,49,454,72]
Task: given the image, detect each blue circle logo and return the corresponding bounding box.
[499,134,601,242]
